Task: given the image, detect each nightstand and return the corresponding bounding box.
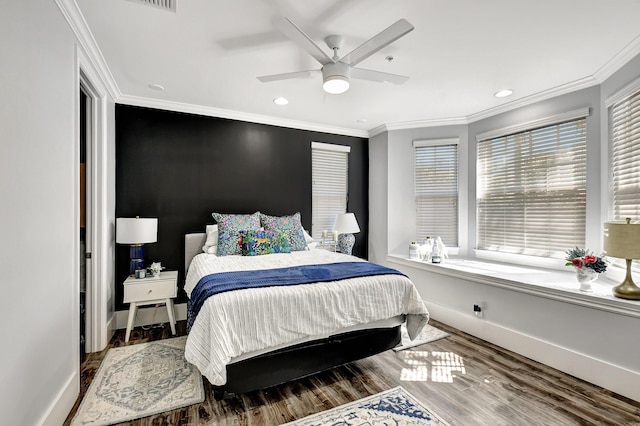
[123,270,178,342]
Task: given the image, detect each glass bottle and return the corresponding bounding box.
[431,238,441,263]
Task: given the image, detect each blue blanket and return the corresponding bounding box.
[187,261,405,332]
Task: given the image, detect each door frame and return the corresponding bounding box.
[75,45,112,353]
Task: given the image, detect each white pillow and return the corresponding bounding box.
[202,224,218,253]
[302,230,318,250]
[303,229,314,243]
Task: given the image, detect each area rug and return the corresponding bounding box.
[284,386,450,425]
[70,336,204,426]
[393,323,449,351]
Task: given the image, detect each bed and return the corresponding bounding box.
[183,231,429,399]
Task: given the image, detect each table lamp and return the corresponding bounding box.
[334,213,360,255]
[603,218,640,300]
[116,217,158,275]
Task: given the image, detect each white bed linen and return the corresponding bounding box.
[184,249,429,386]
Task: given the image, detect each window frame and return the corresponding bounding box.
[311,141,350,240]
[606,77,640,272]
[475,108,590,261]
[413,138,460,247]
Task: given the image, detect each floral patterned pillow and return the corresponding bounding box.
[260,212,307,251]
[240,229,291,256]
[212,211,261,256]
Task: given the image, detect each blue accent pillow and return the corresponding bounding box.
[240,230,291,256]
[260,212,308,251]
[212,212,261,256]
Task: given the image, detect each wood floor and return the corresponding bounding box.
[64,320,640,425]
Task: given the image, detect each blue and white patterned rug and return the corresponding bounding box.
[71,336,204,426]
[285,386,450,425]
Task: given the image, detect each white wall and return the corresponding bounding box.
[386,125,469,256]
[369,56,640,401]
[0,2,115,424]
[368,132,388,262]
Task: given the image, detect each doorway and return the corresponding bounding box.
[79,85,91,362]
[77,56,113,355]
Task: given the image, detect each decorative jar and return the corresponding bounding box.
[575,267,597,292]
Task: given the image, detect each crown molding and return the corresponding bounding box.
[55,0,121,99]
[373,41,640,135]
[55,0,365,138]
[54,0,640,140]
[467,76,599,124]
[117,95,370,138]
[369,76,600,136]
[367,124,389,137]
[367,116,469,137]
[594,33,640,83]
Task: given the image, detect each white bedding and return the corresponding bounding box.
[184,249,429,386]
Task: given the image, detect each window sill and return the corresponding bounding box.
[387,254,640,319]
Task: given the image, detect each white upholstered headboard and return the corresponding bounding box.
[185,233,206,272]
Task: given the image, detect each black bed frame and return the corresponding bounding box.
[185,233,401,400]
[212,325,401,400]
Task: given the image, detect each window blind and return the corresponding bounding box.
[610,88,640,221]
[477,118,587,258]
[311,142,349,239]
[414,141,458,246]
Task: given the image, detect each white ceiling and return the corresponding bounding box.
[73,0,640,137]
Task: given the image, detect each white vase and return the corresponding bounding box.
[575,267,597,292]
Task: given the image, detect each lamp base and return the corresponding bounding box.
[129,244,145,275]
[613,280,640,300]
[337,233,355,255]
[612,259,640,300]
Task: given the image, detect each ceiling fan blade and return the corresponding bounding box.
[257,70,320,83]
[350,67,409,85]
[274,18,334,65]
[341,19,414,67]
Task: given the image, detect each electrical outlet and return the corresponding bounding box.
[473,303,484,319]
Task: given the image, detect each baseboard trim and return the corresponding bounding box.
[40,370,78,426]
[114,302,188,330]
[106,313,115,348]
[427,302,640,402]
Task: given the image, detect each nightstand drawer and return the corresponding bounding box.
[124,279,176,302]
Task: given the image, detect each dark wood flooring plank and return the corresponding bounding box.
[64,319,640,426]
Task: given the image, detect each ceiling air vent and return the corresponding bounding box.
[126,0,176,12]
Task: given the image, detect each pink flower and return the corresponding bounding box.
[572,258,584,268]
[583,255,597,264]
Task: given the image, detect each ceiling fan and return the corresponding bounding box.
[257,17,414,95]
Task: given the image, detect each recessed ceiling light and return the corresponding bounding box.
[273,97,289,105]
[357,118,368,123]
[148,83,164,91]
[494,89,513,98]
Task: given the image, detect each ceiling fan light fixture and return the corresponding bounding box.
[322,62,350,94]
[323,75,350,94]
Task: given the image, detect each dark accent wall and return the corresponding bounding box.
[115,104,369,309]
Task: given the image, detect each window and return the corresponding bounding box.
[476,109,588,258]
[609,87,640,221]
[414,139,459,246]
[311,142,349,239]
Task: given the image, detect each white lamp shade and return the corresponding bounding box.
[603,219,640,259]
[116,217,158,244]
[334,213,360,234]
